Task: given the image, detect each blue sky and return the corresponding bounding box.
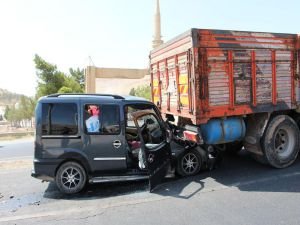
[0,0,299,96]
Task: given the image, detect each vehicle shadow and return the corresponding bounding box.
[43,150,300,200]
[43,179,149,200]
[156,150,300,199]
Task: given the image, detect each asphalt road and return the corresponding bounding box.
[0,138,33,160]
[1,146,300,225]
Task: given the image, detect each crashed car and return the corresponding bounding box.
[32,94,173,194]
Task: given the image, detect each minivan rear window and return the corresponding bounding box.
[42,103,78,135]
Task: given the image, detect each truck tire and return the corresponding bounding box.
[176,149,202,177]
[55,161,87,194]
[262,115,300,168]
[250,153,268,165]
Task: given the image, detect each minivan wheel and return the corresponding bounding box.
[176,149,202,177]
[55,161,87,194]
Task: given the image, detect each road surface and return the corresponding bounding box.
[0,138,33,160]
[0,142,300,225]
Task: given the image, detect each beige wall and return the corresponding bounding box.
[95,75,150,95]
[85,66,149,94]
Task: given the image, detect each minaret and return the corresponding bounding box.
[152,0,163,49]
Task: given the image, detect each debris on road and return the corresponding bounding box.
[29,201,40,206]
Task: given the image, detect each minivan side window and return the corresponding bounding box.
[84,104,120,135]
[42,103,78,135]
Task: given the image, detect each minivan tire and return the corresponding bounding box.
[176,149,202,177]
[55,161,87,194]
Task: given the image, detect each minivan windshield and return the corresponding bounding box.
[125,104,159,127]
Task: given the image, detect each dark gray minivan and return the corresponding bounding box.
[32,94,172,194]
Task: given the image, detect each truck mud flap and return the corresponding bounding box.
[243,113,270,156]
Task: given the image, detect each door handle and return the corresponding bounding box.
[148,154,154,163]
[113,140,122,149]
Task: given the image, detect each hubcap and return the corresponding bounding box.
[182,153,199,175]
[274,127,294,159]
[61,167,81,189]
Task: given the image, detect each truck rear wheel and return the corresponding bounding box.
[176,149,202,177]
[262,115,300,168]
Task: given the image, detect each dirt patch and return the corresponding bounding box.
[0,160,32,170]
[0,134,34,141]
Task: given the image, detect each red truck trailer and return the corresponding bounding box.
[150,28,300,174]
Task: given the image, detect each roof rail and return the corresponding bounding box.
[47,93,125,99]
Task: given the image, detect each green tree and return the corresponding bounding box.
[69,68,85,90]
[4,106,9,120]
[58,86,73,93]
[34,54,65,97]
[19,96,36,122]
[3,97,36,127]
[34,54,85,98]
[129,85,151,100]
[129,88,135,96]
[62,76,83,93]
[5,105,18,126]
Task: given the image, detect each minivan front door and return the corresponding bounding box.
[83,104,127,172]
[132,110,171,191]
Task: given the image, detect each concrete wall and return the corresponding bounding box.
[95,75,151,95]
[85,66,149,94]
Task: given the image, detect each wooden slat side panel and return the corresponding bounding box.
[151,64,160,106]
[166,58,177,109]
[233,50,252,104]
[159,61,168,109]
[276,59,292,102]
[207,50,229,106]
[178,54,189,108]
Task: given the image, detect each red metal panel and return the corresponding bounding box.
[197,29,295,50]
[165,59,170,111]
[175,55,180,111]
[291,51,296,105]
[157,62,162,109]
[251,51,257,106]
[150,65,154,102]
[228,50,234,109]
[187,50,193,113]
[272,51,277,105]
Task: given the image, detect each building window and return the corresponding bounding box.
[42,103,78,135]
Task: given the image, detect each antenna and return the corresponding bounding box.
[88,56,95,67]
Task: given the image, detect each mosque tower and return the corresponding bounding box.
[152,0,164,49]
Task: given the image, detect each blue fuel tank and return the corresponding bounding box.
[200,117,246,144]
